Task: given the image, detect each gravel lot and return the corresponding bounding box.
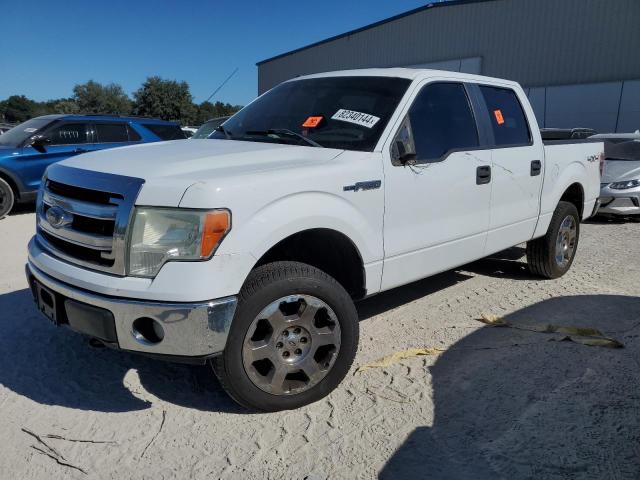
[1,210,639,479]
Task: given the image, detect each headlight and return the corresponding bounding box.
[128,207,231,277]
[609,179,640,190]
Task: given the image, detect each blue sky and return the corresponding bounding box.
[0,0,433,106]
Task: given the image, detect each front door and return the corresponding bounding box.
[381,81,492,291]
[19,122,94,191]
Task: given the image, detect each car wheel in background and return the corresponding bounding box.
[526,201,580,279]
[0,178,15,219]
[213,261,359,412]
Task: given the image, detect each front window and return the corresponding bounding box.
[46,123,89,145]
[210,76,411,151]
[0,117,54,147]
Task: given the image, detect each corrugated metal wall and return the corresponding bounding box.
[257,0,640,132]
[258,0,640,92]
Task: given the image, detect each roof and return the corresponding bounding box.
[33,114,177,124]
[288,67,518,87]
[256,0,497,66]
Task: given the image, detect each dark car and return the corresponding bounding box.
[0,114,186,218]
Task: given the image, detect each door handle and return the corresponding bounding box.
[476,165,491,185]
[73,148,88,154]
[531,160,542,176]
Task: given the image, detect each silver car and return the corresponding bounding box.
[594,133,640,216]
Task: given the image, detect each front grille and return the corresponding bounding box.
[36,164,144,275]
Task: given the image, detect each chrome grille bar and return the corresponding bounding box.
[36,164,144,275]
[38,216,114,250]
[43,190,119,220]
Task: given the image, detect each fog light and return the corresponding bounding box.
[132,317,165,345]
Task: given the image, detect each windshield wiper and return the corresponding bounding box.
[245,129,322,148]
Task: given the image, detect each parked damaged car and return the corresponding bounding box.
[596,133,640,217]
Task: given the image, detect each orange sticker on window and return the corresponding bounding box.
[302,116,323,128]
[494,109,505,125]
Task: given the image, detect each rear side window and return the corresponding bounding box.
[407,82,479,161]
[46,123,89,145]
[95,123,129,143]
[479,86,531,146]
[142,123,186,140]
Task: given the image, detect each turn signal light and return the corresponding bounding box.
[201,210,231,257]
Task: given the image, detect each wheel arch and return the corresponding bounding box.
[0,167,22,201]
[253,228,367,300]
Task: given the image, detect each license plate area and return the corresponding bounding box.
[34,281,58,325]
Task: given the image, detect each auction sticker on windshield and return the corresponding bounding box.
[331,109,380,129]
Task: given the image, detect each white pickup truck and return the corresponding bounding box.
[26,69,602,411]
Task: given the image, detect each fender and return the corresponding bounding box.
[533,160,586,238]
[217,191,383,294]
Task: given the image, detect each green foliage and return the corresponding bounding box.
[133,76,197,125]
[0,77,243,126]
[0,95,40,123]
[195,101,242,125]
[73,80,132,114]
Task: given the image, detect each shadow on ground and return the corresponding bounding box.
[380,294,640,480]
[0,263,479,414]
[0,289,242,414]
[8,202,36,216]
[585,214,640,225]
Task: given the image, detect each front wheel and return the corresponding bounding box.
[526,201,580,279]
[212,261,359,411]
[0,178,15,219]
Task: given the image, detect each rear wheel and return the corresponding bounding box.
[213,261,359,411]
[0,178,15,219]
[526,201,580,279]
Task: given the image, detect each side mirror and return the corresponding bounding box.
[29,135,51,153]
[395,139,416,165]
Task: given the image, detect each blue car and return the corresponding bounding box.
[0,114,186,218]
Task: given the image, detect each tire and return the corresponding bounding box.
[212,261,359,412]
[0,177,15,219]
[526,201,580,279]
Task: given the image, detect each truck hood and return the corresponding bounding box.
[59,139,344,206]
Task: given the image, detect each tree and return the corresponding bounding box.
[0,95,39,123]
[195,101,242,124]
[133,76,196,125]
[72,80,132,115]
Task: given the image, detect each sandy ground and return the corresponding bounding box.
[1,208,639,480]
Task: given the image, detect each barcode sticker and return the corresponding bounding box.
[331,109,380,129]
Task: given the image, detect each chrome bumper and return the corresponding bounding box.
[26,261,237,361]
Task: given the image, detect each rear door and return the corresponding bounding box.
[472,84,544,254]
[381,80,493,291]
[92,122,138,152]
[19,122,93,191]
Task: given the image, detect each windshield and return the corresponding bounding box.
[210,76,411,151]
[603,138,640,161]
[0,117,54,147]
[192,117,228,139]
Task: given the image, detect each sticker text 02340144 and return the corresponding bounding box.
[331,109,381,129]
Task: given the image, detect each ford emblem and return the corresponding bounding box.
[46,206,72,229]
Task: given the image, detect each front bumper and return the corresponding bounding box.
[25,261,237,363]
[598,184,640,216]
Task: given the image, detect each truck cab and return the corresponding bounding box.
[25,69,602,411]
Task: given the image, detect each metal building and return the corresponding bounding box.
[257,0,640,133]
